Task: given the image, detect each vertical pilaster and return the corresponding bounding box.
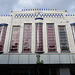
[54,23,61,53]
[66,23,75,53]
[31,22,36,53]
[43,22,48,53]
[4,23,12,53]
[18,22,24,53]
[72,26,75,43]
[73,26,75,42]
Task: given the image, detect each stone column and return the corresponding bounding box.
[31,22,36,53]
[54,23,61,53]
[66,23,75,53]
[43,22,48,53]
[18,22,24,53]
[4,23,12,53]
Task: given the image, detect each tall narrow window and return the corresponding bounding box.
[0,24,7,53]
[22,23,32,53]
[10,26,20,52]
[71,24,75,43]
[47,23,56,52]
[58,26,69,52]
[36,23,43,53]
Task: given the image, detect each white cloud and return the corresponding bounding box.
[0,0,75,15]
[67,1,75,14]
[68,7,75,14]
[14,0,43,10]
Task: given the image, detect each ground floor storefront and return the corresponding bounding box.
[0,64,75,75]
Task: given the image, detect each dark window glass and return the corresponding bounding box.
[22,23,32,53]
[10,26,20,52]
[58,26,69,51]
[50,68,59,75]
[0,26,7,52]
[36,23,43,52]
[47,23,56,52]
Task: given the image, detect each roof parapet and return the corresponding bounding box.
[0,15,12,17]
[22,8,57,11]
[66,14,75,16]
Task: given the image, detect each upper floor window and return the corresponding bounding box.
[58,26,69,52]
[47,23,56,52]
[10,26,20,53]
[36,23,44,53]
[22,23,32,53]
[0,23,8,53]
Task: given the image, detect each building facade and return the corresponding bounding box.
[0,9,75,75]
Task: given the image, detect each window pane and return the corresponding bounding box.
[0,26,7,52]
[47,23,56,52]
[10,26,20,52]
[58,26,69,51]
[22,23,32,52]
[50,68,59,75]
[36,23,43,52]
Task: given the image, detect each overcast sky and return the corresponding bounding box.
[0,0,75,15]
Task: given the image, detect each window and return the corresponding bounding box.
[58,26,69,51]
[36,23,43,53]
[22,23,32,53]
[71,25,75,43]
[0,25,7,53]
[47,23,56,52]
[10,26,20,52]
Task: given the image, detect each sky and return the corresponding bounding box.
[0,0,75,15]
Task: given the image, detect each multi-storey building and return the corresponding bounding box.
[0,9,75,75]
